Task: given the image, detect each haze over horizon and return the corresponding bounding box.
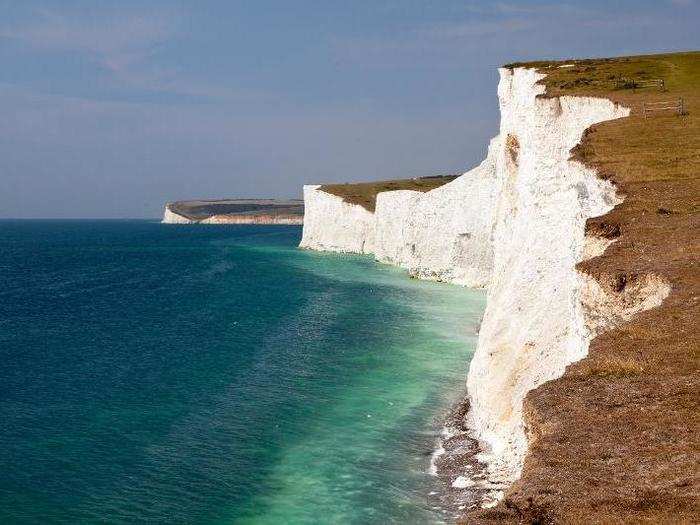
[1,0,698,218]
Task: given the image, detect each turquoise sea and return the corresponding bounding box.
[0,221,485,524]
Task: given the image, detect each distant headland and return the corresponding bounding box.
[162,199,304,224]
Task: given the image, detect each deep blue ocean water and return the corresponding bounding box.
[0,221,485,524]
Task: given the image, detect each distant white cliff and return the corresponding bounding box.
[162,199,304,225]
[300,146,497,287]
[299,187,376,253]
[300,66,676,499]
[373,144,497,288]
[162,206,195,224]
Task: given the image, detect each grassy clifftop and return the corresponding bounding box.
[319,175,459,212]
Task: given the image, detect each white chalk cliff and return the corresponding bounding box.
[300,68,669,496]
[162,206,195,224]
[300,147,498,287]
[465,68,627,486]
[300,186,377,254]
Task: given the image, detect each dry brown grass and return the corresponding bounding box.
[583,356,646,377]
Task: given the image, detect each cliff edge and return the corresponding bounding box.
[470,51,699,524]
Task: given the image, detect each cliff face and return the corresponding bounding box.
[470,52,698,524]
[300,143,497,287]
[162,206,195,224]
[372,146,497,287]
[299,185,376,253]
[300,65,677,508]
[466,67,632,485]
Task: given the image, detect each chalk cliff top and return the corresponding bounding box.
[166,199,304,222]
[319,175,459,212]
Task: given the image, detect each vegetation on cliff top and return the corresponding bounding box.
[319,175,459,212]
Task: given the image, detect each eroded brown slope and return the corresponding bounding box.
[470,52,699,523]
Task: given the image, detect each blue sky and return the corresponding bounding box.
[1,1,698,218]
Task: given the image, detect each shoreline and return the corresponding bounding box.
[428,396,502,518]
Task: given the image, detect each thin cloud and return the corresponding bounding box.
[435,2,592,39]
[0,8,178,73]
[462,1,587,16]
[0,8,230,101]
[427,19,534,39]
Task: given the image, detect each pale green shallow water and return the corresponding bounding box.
[0,221,485,524]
